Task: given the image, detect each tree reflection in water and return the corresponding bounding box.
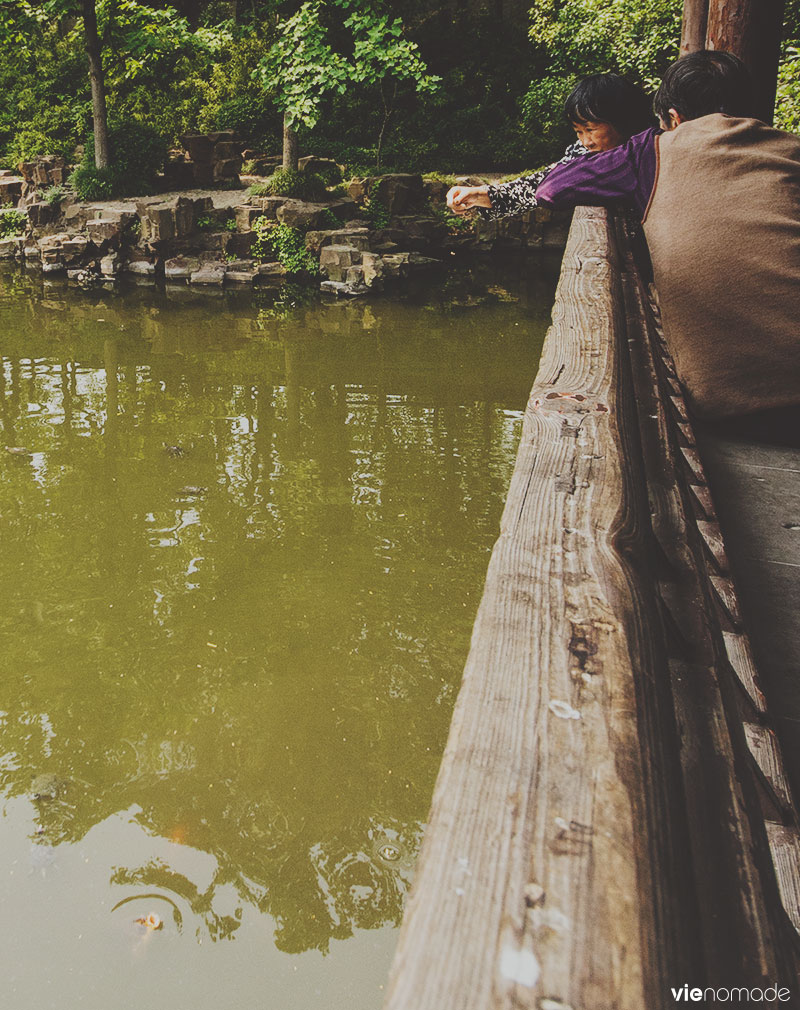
[0,262,553,960]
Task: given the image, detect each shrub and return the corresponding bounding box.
[41,185,66,205]
[8,127,71,163]
[69,164,115,201]
[364,195,390,229]
[310,160,342,186]
[70,121,167,199]
[0,210,27,238]
[252,220,318,275]
[255,169,327,201]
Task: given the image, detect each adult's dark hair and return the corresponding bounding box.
[564,73,655,139]
[654,50,753,124]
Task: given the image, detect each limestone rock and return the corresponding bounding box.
[164,256,199,281]
[319,244,362,282]
[305,227,370,256]
[225,269,257,285]
[381,252,411,278]
[350,174,424,217]
[254,195,290,220]
[361,252,384,289]
[125,258,157,276]
[61,236,91,264]
[190,262,226,285]
[408,252,442,269]
[234,205,265,232]
[299,156,340,179]
[256,262,287,278]
[344,265,368,294]
[0,238,20,259]
[276,200,333,232]
[86,218,123,246]
[22,239,41,262]
[0,176,23,203]
[100,253,120,278]
[320,279,366,297]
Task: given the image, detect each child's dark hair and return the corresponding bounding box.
[654,50,753,124]
[564,73,655,139]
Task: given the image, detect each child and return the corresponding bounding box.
[446,73,653,218]
[526,50,800,420]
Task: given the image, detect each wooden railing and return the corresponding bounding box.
[382,206,800,1010]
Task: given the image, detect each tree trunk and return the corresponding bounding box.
[82,0,110,168]
[376,80,397,170]
[282,114,299,172]
[681,0,709,54]
[705,0,786,124]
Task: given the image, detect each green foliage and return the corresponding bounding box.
[310,160,342,185]
[255,168,327,201]
[318,208,340,229]
[196,215,213,230]
[254,0,440,166]
[251,219,318,275]
[423,172,459,187]
[224,216,237,232]
[69,163,115,201]
[364,195,389,228]
[254,1,351,132]
[41,185,66,205]
[524,0,681,150]
[428,202,470,232]
[71,120,166,198]
[0,209,27,238]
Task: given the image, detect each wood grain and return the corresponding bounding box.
[384,207,686,1010]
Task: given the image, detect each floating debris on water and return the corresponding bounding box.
[135,914,163,931]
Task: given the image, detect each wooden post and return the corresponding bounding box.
[681,0,709,54]
[705,0,786,124]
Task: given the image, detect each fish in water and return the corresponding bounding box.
[5,446,31,456]
[163,444,186,458]
[135,914,163,931]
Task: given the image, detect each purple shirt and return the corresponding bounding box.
[536,127,661,221]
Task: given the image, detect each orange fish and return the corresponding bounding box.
[135,914,163,931]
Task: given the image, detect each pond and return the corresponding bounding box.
[0,259,557,1010]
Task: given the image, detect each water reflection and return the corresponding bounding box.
[0,261,555,1007]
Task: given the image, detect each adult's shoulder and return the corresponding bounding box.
[662,113,800,161]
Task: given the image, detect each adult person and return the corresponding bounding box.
[452,51,800,421]
[448,72,654,219]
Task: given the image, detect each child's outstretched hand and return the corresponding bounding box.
[446,185,491,215]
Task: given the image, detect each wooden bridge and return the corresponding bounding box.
[380,206,800,1008]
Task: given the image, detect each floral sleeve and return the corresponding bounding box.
[480,142,587,220]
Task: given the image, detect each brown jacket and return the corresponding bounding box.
[643,114,800,419]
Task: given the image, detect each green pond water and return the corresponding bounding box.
[0,259,556,1010]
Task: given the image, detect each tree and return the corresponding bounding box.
[705,0,786,124]
[254,0,440,170]
[0,0,227,170]
[524,0,681,150]
[82,0,110,166]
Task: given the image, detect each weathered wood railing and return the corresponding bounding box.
[382,206,800,1009]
